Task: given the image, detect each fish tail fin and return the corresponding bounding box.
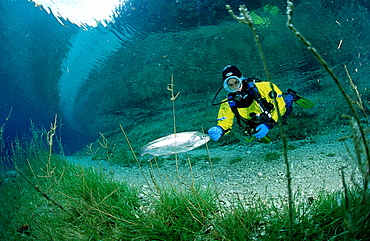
[140,154,155,162]
[147,155,155,162]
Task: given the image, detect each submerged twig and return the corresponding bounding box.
[16,167,67,212]
[344,65,368,122]
[226,5,271,81]
[118,124,153,192]
[167,75,181,179]
[202,126,216,185]
[340,167,353,233]
[45,114,58,179]
[227,4,294,238]
[0,107,13,160]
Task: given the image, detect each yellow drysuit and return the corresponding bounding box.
[216,82,286,133]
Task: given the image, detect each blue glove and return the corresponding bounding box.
[254,124,269,138]
[208,126,223,141]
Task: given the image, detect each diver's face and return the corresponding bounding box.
[227,78,242,91]
[223,76,243,93]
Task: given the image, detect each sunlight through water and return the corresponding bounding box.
[30,0,126,28]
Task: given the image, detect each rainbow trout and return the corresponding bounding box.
[139,131,210,161]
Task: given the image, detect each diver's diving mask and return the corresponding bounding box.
[223,76,243,93]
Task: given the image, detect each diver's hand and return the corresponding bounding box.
[254,124,269,138]
[208,126,223,141]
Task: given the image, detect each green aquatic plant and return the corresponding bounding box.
[248,4,280,29]
[287,144,297,150]
[183,154,220,166]
[229,156,243,164]
[97,132,116,162]
[140,183,219,240]
[0,108,12,167]
[1,116,369,240]
[286,109,320,140]
[249,12,271,28]
[344,65,368,121]
[263,4,280,16]
[264,151,281,161]
[1,125,221,240]
[210,189,352,240]
[85,132,138,166]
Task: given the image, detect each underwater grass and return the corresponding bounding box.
[0,151,220,240]
[1,132,370,240]
[132,183,219,240]
[0,152,142,240]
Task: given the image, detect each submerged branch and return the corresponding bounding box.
[227,4,294,239]
[226,5,271,81]
[16,167,68,212]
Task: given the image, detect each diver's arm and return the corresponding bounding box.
[208,101,235,141]
[216,101,234,133]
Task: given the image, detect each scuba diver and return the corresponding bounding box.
[208,65,314,143]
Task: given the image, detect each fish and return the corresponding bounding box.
[139,131,210,161]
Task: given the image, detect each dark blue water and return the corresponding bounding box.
[1,0,370,163]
